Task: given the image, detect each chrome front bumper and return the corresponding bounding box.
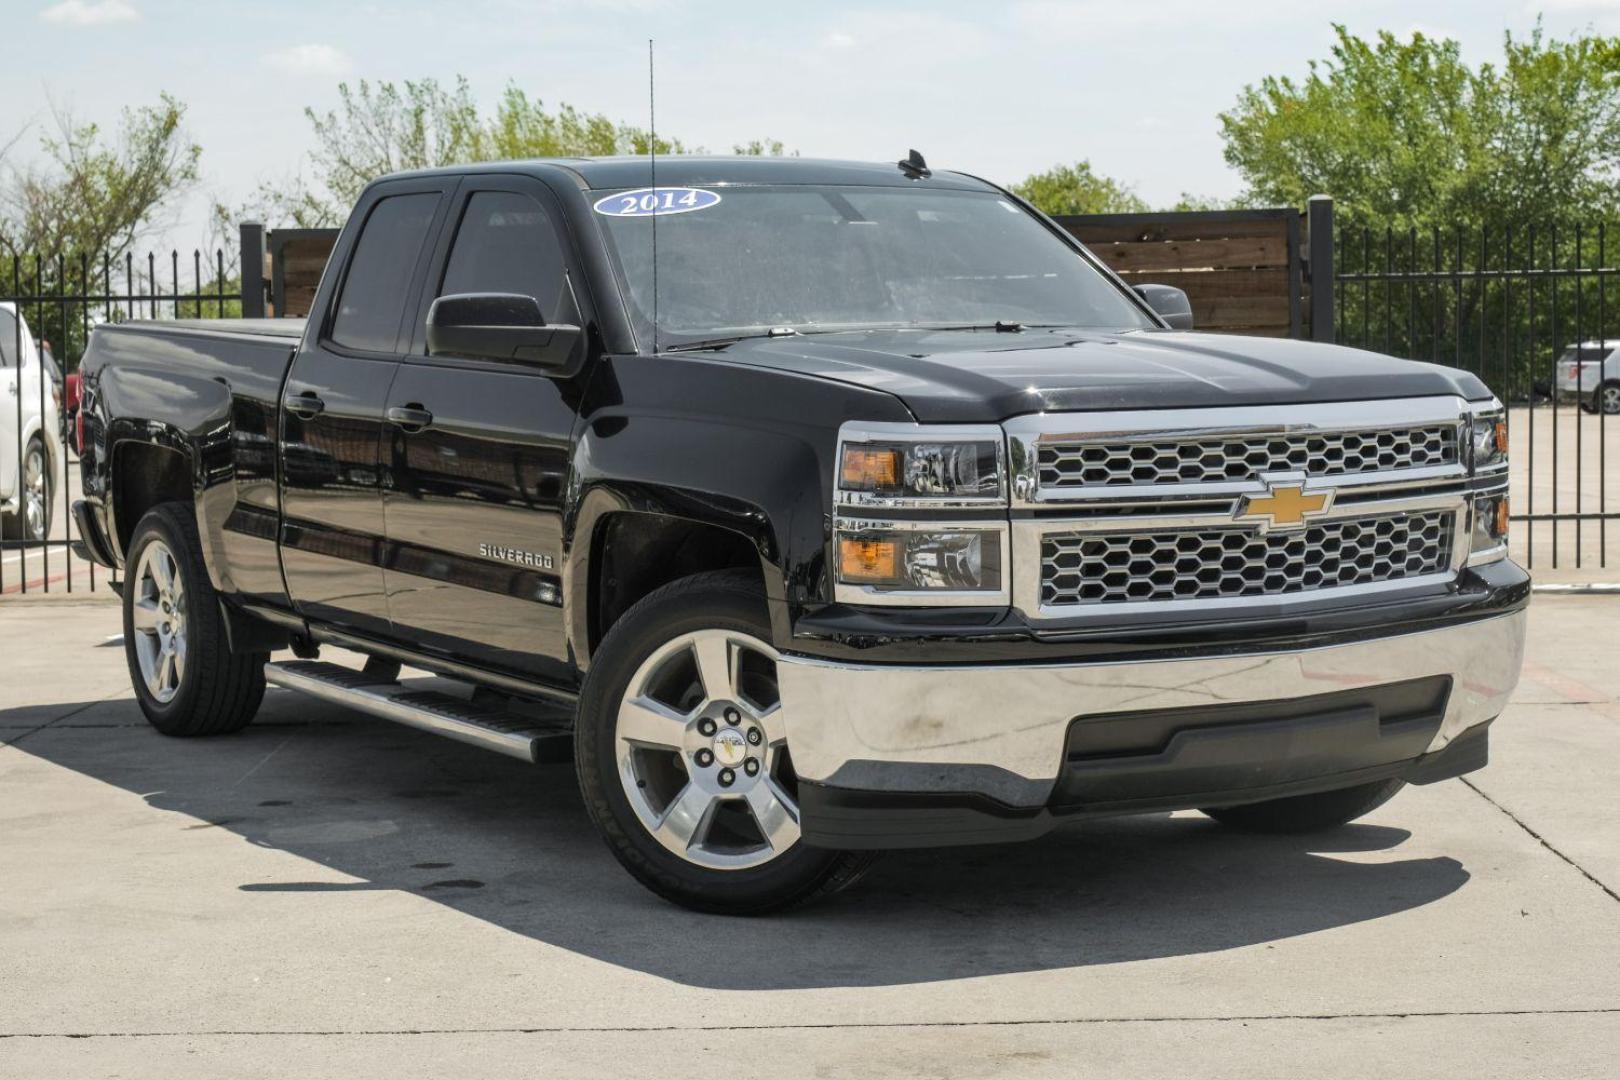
[777,609,1526,809]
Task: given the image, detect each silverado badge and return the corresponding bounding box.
[1234,475,1334,533]
[478,543,556,570]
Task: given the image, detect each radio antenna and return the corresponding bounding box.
[648,38,659,355]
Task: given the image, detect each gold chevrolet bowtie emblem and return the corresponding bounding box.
[1235,477,1334,533]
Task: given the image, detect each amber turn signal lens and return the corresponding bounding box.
[1494,497,1510,537]
[1493,420,1509,455]
[839,538,899,581]
[840,447,901,491]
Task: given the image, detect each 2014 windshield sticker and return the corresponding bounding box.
[594,187,721,218]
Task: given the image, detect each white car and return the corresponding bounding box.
[1,302,64,542]
[1555,341,1620,415]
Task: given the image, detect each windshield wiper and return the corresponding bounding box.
[664,327,801,353]
[913,321,1069,333]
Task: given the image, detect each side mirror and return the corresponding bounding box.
[1133,284,1194,330]
[427,293,582,371]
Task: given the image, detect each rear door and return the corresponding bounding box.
[279,180,453,636]
[382,176,586,683]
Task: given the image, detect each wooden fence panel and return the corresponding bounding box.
[1054,210,1304,338]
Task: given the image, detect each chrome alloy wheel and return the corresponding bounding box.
[614,628,800,870]
[22,442,47,540]
[1603,384,1620,415]
[131,539,187,703]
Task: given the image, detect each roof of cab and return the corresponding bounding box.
[381,155,1003,192]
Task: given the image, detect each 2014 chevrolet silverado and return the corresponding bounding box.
[73,155,1528,913]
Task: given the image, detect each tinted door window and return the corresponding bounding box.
[0,309,17,367]
[439,192,570,323]
[331,193,440,352]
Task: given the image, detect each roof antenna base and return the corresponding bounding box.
[897,149,931,179]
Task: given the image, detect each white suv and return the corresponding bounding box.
[1555,341,1620,415]
[1,302,64,542]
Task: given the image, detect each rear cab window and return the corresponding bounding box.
[330,193,442,353]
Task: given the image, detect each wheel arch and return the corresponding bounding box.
[109,435,195,562]
[569,490,777,671]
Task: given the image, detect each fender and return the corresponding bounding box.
[564,352,915,666]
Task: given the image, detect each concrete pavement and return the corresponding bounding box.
[1,596,1616,1078]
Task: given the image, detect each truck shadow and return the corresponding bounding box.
[6,688,1471,991]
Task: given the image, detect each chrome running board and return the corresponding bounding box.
[264,660,571,763]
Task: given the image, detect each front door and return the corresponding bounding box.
[382,178,586,684]
[280,182,451,636]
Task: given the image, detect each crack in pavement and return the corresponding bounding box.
[4,1007,1619,1040]
[1461,777,1620,904]
[0,690,126,749]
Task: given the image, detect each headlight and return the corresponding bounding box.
[833,422,1010,605]
[1465,402,1508,564]
[836,423,1006,507]
[1469,408,1508,471]
[833,520,1008,604]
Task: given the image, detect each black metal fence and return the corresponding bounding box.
[0,245,238,594]
[1334,220,1619,571]
[5,208,1618,596]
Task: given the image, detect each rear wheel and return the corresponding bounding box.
[123,502,266,735]
[1201,778,1405,834]
[575,570,873,914]
[2,437,50,542]
[1599,381,1620,416]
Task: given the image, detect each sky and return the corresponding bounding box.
[5,0,1620,252]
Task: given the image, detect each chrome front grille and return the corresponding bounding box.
[1005,398,1476,619]
[1036,425,1459,490]
[1039,510,1455,608]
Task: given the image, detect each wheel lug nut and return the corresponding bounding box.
[744,759,760,777]
[697,717,717,736]
[694,749,714,768]
[746,728,762,745]
[724,708,740,725]
[717,768,735,787]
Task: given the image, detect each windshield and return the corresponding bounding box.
[593,184,1155,347]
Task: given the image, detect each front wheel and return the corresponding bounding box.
[575,570,873,914]
[1201,778,1405,834]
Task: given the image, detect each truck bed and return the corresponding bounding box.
[78,316,305,608]
[113,317,307,341]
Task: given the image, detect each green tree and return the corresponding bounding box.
[1218,23,1620,229]
[256,76,789,226]
[732,138,794,156]
[0,94,200,260]
[1,95,204,366]
[1010,160,1147,216]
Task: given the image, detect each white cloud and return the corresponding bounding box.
[38,0,138,26]
[264,43,352,77]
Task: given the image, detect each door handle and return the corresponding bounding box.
[386,404,434,432]
[284,390,325,419]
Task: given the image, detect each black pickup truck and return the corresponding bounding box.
[74,155,1528,913]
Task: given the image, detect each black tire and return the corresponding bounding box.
[1599,380,1620,416]
[122,502,266,736]
[575,569,874,914]
[1201,778,1405,834]
[2,436,50,542]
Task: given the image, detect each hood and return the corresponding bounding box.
[702,328,1492,423]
